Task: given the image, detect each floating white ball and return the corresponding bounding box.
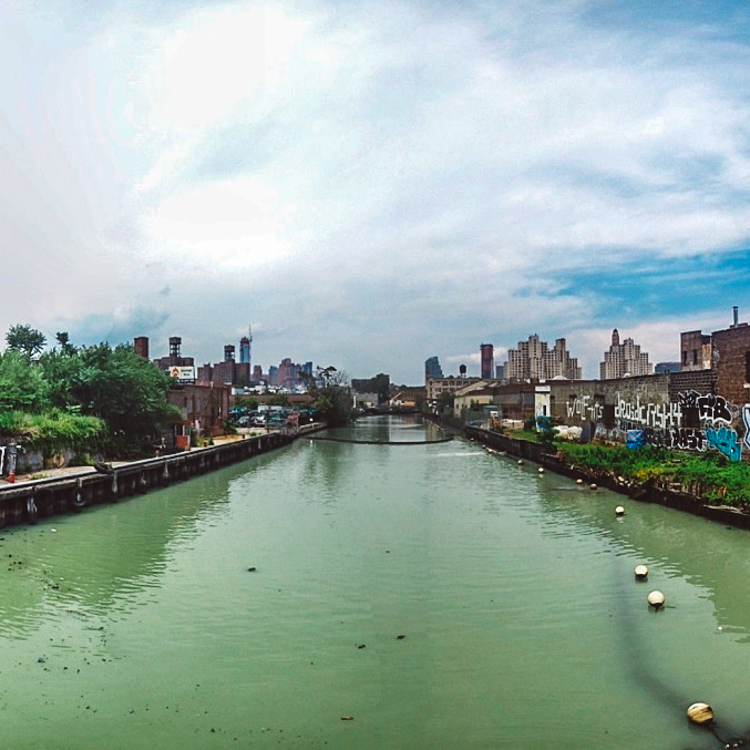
[647,590,665,609]
[589,484,598,491]
[686,702,714,726]
[538,467,544,474]
[615,505,625,516]
[634,565,648,580]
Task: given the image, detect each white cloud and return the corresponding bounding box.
[2,1,750,381]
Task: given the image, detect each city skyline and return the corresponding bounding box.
[2,1,750,383]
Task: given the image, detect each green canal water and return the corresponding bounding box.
[2,415,750,748]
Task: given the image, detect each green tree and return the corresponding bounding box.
[536,415,559,452]
[55,331,77,356]
[371,373,391,404]
[73,343,178,456]
[233,395,259,413]
[436,391,454,415]
[0,349,49,412]
[39,340,85,412]
[267,394,290,407]
[6,324,46,358]
[0,330,179,459]
[301,366,352,426]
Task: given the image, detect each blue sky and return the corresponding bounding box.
[2,0,749,383]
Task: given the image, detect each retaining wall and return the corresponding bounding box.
[0,427,320,529]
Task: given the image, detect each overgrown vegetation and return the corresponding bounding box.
[0,410,106,457]
[556,441,750,508]
[557,442,675,482]
[0,325,179,461]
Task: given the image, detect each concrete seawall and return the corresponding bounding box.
[0,425,322,528]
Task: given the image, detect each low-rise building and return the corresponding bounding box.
[453,380,536,422]
[168,382,232,441]
[426,375,480,403]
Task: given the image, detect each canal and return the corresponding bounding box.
[1,415,749,748]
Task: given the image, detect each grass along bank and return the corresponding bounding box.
[554,441,750,509]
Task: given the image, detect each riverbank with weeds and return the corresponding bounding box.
[460,423,750,529]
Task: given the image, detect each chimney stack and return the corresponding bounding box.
[733,306,739,327]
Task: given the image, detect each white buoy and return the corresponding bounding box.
[647,590,665,610]
[686,702,714,726]
[576,478,584,485]
[517,460,524,465]
[634,565,648,580]
[538,467,544,474]
[615,505,625,516]
[589,483,598,491]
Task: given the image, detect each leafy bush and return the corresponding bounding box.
[674,452,750,506]
[557,440,750,508]
[558,442,674,482]
[1,329,180,460]
[0,409,105,455]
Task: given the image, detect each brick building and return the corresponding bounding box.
[534,320,750,461]
[713,324,750,407]
[680,330,712,371]
[167,382,232,440]
[426,375,480,402]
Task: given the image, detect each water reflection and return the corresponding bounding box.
[0,461,255,634]
[4,416,750,749]
[518,464,750,639]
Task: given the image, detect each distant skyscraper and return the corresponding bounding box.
[600,329,651,379]
[240,326,252,364]
[480,344,494,380]
[425,356,443,381]
[505,335,581,381]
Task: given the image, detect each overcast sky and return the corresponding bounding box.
[2,0,750,383]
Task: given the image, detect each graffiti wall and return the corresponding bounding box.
[549,374,747,461]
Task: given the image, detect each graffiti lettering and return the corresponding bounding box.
[678,390,734,425]
[637,427,706,451]
[566,396,603,421]
[698,394,732,424]
[743,404,750,450]
[665,427,706,452]
[614,394,682,429]
[678,390,700,409]
[706,426,742,462]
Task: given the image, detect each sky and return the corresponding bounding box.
[2,0,750,384]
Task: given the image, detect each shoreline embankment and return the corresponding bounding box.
[0,424,323,528]
[433,417,750,531]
